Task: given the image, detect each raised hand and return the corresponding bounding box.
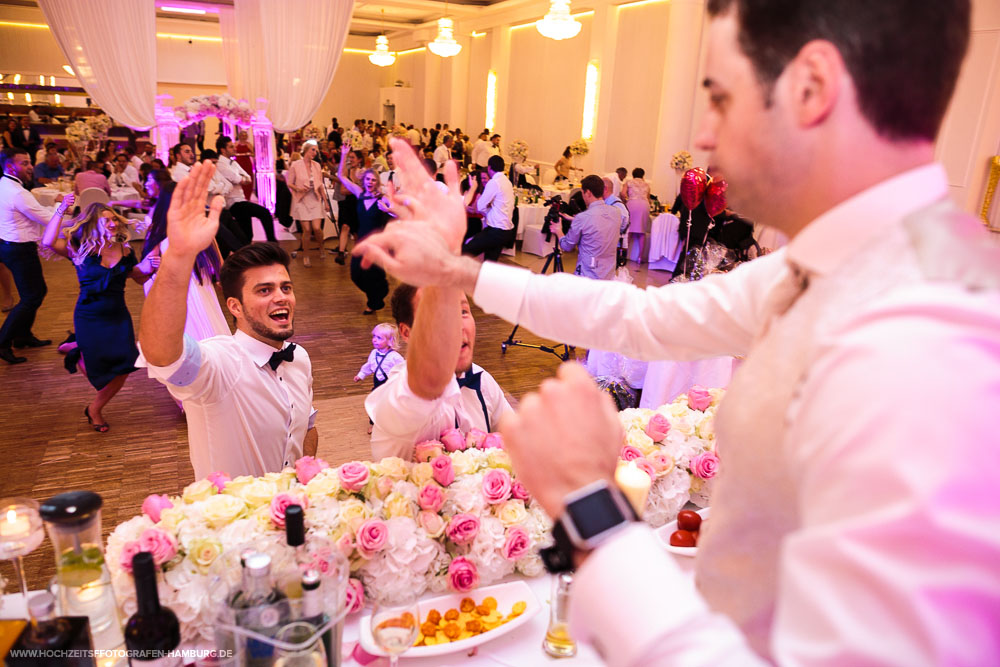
[166,161,224,259]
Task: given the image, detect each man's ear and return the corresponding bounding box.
[226,296,243,320]
[785,39,845,129]
[399,322,412,344]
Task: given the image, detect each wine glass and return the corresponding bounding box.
[370,593,419,666]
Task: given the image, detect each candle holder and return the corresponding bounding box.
[0,497,46,622]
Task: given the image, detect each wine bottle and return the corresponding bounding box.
[285,504,306,563]
[7,592,96,667]
[230,552,289,667]
[125,551,181,666]
[299,569,332,658]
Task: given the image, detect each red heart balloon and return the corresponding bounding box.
[680,168,708,210]
[705,179,728,217]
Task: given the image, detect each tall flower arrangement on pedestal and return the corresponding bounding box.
[302,125,324,141]
[507,140,529,163]
[174,94,254,127]
[569,138,589,157]
[65,120,92,146]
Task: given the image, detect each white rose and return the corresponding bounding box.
[200,494,246,528]
[516,554,544,577]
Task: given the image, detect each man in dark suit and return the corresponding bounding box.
[12,117,42,157]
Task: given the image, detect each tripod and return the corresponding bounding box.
[500,237,574,361]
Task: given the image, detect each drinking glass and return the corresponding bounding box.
[370,594,419,667]
[273,621,325,667]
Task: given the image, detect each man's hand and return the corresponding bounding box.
[501,363,623,519]
[166,161,223,259]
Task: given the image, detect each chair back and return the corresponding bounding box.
[77,187,110,211]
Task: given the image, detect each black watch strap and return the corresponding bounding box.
[540,521,576,574]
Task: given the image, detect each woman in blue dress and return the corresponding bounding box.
[42,198,159,432]
[338,144,391,314]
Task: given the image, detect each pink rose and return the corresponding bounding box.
[448,557,479,593]
[141,494,173,524]
[306,546,339,575]
[687,386,712,412]
[645,414,671,441]
[418,510,446,538]
[414,440,445,463]
[481,469,512,505]
[345,578,365,614]
[335,533,355,559]
[501,527,531,561]
[418,484,446,512]
[295,456,329,485]
[119,540,143,573]
[465,428,488,450]
[690,451,720,479]
[374,476,394,499]
[481,432,504,449]
[511,480,531,502]
[356,519,389,558]
[440,428,467,452]
[446,513,480,544]
[338,462,370,492]
[270,493,308,529]
[647,451,673,475]
[634,457,656,479]
[619,445,644,462]
[431,455,455,486]
[206,471,231,493]
[138,528,178,566]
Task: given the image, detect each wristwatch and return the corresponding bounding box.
[541,480,637,574]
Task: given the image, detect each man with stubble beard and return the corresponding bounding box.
[139,161,318,481]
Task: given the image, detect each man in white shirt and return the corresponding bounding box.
[471,131,491,169]
[379,151,398,190]
[215,136,277,243]
[433,134,454,176]
[109,153,139,190]
[406,124,421,148]
[353,0,1000,660]
[463,155,515,261]
[367,282,511,462]
[139,162,318,481]
[603,167,626,198]
[0,148,58,364]
[125,145,143,171]
[170,143,195,182]
[603,176,630,235]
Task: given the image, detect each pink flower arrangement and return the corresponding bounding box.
[440,428,467,452]
[448,557,479,593]
[619,445,644,462]
[338,462,370,492]
[418,511,446,538]
[647,451,674,475]
[345,577,365,614]
[634,458,656,479]
[295,456,329,485]
[690,451,720,479]
[413,440,445,463]
[335,534,355,559]
[465,428,488,449]
[119,541,144,573]
[501,527,531,561]
[446,513,480,544]
[481,469,512,505]
[270,493,308,528]
[431,455,455,486]
[645,414,671,441]
[687,386,712,412]
[139,527,178,566]
[356,519,389,558]
[141,494,173,524]
[481,432,504,449]
[418,484,446,512]
[206,472,231,493]
[511,480,531,502]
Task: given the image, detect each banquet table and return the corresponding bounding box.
[517,203,549,257]
[644,213,681,271]
[31,186,62,207]
[639,357,735,409]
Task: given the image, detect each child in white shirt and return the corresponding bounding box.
[355,323,404,432]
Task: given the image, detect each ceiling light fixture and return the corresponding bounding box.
[369,10,396,67]
[160,5,206,15]
[429,2,461,58]
[63,65,75,76]
[537,0,582,40]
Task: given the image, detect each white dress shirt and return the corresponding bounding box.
[476,172,515,231]
[130,155,143,171]
[366,362,512,462]
[357,348,404,383]
[171,162,191,183]
[139,330,317,481]
[604,172,622,198]
[407,128,421,147]
[109,165,139,189]
[433,144,451,175]
[471,139,491,168]
[216,155,250,207]
[0,173,54,242]
[473,163,1000,665]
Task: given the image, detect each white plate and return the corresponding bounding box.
[656,507,711,557]
[358,580,541,659]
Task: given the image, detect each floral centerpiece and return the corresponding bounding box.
[84,114,113,142]
[391,125,408,139]
[65,120,92,145]
[507,139,529,163]
[569,138,590,157]
[345,129,364,151]
[670,150,694,172]
[303,125,324,141]
[174,94,254,127]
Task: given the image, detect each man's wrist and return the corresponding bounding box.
[447,254,482,294]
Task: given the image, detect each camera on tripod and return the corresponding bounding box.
[541,194,583,242]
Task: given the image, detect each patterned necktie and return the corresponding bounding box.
[267,343,296,371]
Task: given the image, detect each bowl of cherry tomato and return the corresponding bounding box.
[656,507,710,556]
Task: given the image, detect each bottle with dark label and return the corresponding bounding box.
[7,592,96,667]
[124,551,181,666]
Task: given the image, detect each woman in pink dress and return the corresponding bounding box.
[624,168,652,262]
[286,140,328,267]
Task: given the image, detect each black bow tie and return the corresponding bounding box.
[456,370,482,391]
[268,343,296,371]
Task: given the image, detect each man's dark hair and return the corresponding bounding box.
[45,142,57,151]
[1,148,27,168]
[490,134,500,141]
[487,155,505,173]
[581,174,605,199]
[632,167,645,178]
[151,158,166,169]
[390,283,419,328]
[706,0,970,141]
[615,167,627,179]
[171,143,186,158]
[219,242,291,301]
[215,135,233,153]
[200,149,218,161]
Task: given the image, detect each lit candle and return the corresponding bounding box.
[0,508,30,539]
[615,461,651,517]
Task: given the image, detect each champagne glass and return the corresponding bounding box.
[370,593,419,666]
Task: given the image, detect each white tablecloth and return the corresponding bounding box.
[647,213,681,271]
[518,204,549,257]
[639,357,735,409]
[31,187,61,207]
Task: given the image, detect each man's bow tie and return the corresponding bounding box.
[268,343,296,371]
[456,371,482,391]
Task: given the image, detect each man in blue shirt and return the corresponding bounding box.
[554,174,621,280]
[33,144,64,185]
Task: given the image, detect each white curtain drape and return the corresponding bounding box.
[37,0,156,129]
[229,0,353,132]
[218,8,244,102]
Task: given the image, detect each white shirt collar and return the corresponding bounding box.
[457,363,484,380]
[786,163,949,278]
[233,329,292,369]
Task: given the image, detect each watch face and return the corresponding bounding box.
[565,488,628,541]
